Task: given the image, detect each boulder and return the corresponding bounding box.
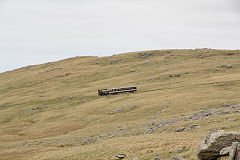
[197,130,240,160]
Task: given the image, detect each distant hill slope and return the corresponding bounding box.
[0,49,240,160]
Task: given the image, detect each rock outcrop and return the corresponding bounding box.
[197,130,240,160]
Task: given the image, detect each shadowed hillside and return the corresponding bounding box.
[0,49,240,160]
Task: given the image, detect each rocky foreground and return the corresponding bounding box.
[198,130,240,160]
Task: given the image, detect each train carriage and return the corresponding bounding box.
[98,86,137,96]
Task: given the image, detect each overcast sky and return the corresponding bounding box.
[0,0,240,73]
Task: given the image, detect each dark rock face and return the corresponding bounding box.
[197,130,240,160]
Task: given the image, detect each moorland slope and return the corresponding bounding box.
[0,49,240,160]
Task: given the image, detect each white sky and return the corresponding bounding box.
[0,0,240,73]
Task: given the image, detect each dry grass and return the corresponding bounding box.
[0,49,240,159]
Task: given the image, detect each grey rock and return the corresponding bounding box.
[130,105,138,110]
[131,158,139,160]
[116,109,125,113]
[170,157,185,160]
[115,154,126,159]
[222,103,232,107]
[204,112,212,116]
[197,130,240,160]
[186,107,239,121]
[190,124,198,127]
[221,64,233,69]
[221,110,233,114]
[175,127,186,132]
[149,122,156,126]
[137,52,154,57]
[109,135,115,138]
[235,104,240,109]
[31,106,44,111]
[223,103,240,109]
[143,60,150,64]
[81,137,93,144]
[144,128,154,134]
[159,128,171,133]
[155,111,161,115]
[175,74,182,77]
[169,147,186,153]
[130,69,136,72]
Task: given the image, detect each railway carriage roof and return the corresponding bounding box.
[109,86,136,90]
[111,86,136,88]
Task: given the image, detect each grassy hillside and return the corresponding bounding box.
[0,49,240,160]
